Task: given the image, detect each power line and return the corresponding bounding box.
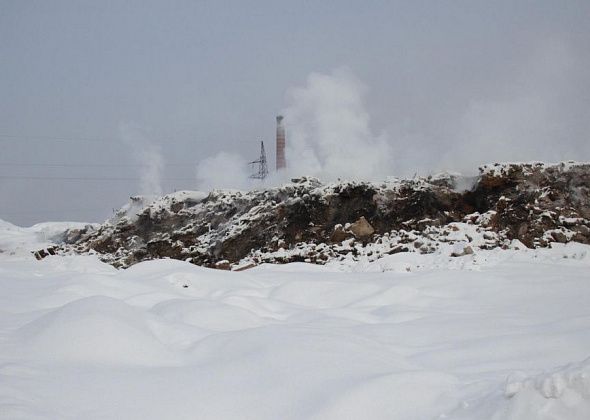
[0,208,101,215]
[0,133,198,144]
[0,175,195,181]
[0,162,195,168]
[0,134,120,143]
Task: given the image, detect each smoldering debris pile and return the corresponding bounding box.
[54,161,590,269]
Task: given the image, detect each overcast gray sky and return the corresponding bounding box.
[1,0,589,226]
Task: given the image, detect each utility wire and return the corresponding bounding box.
[0,134,120,143]
[0,175,195,181]
[0,162,195,168]
[0,208,102,215]
[0,133,197,144]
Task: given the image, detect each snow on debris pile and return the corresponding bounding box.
[0,219,94,259]
[502,358,590,419]
[55,161,590,269]
[451,357,590,420]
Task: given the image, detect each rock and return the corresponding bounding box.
[232,262,257,272]
[33,247,58,260]
[451,244,474,257]
[63,228,88,243]
[53,161,590,268]
[330,224,351,243]
[387,245,409,254]
[214,260,231,270]
[517,223,529,238]
[551,231,568,243]
[349,216,375,239]
[573,232,590,244]
[483,232,495,240]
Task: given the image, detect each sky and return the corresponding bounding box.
[1,0,589,226]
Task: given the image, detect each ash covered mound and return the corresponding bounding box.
[57,161,590,269]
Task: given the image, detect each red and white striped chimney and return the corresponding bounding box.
[276,115,286,170]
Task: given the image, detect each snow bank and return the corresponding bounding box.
[1,230,589,419]
[502,358,590,420]
[109,191,209,224]
[451,358,590,419]
[0,218,90,258]
[16,296,177,365]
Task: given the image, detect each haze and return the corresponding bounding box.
[1,1,589,226]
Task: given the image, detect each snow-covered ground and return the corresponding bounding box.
[1,221,589,419]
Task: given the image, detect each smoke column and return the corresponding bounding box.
[197,38,590,191]
[281,67,394,181]
[196,152,253,191]
[119,123,164,197]
[196,68,395,189]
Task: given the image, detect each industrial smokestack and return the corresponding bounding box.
[276,115,286,170]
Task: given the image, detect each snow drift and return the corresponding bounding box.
[1,221,590,419]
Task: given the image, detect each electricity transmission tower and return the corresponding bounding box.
[249,141,268,180]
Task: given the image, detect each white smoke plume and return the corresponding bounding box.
[196,152,253,191]
[195,68,395,190]
[119,123,164,197]
[197,43,589,191]
[281,67,394,181]
[384,37,590,177]
[439,38,589,173]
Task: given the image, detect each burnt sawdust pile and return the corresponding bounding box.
[51,162,590,269]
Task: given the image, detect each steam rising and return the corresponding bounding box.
[440,38,589,173]
[385,38,590,176]
[195,68,395,190]
[196,40,589,191]
[119,123,164,197]
[196,152,252,191]
[282,68,393,181]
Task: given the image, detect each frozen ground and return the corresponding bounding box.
[1,220,589,419]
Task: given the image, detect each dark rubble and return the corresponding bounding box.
[55,162,590,269]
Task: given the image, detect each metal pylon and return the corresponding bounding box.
[249,141,268,180]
